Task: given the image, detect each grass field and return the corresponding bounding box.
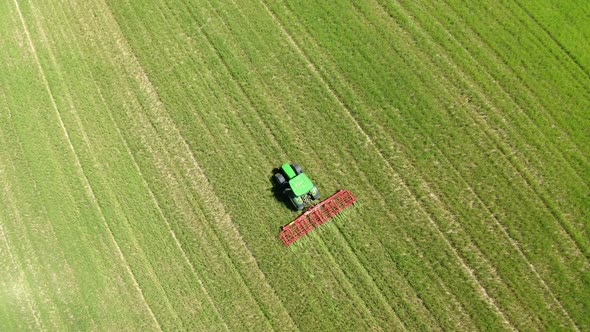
[0,0,588,330]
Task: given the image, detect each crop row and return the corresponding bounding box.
[1,0,587,330]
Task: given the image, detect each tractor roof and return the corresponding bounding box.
[281,163,297,179]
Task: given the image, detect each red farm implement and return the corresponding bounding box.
[279,189,357,246]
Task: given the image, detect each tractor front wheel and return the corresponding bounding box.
[290,196,305,210]
[284,188,304,210]
[273,173,286,187]
[309,186,320,200]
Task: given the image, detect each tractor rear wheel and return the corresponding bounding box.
[273,173,286,187]
[292,163,303,175]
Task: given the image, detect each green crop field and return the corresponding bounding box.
[0,0,588,330]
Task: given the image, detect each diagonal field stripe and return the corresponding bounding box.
[96,1,297,329]
[11,1,162,330]
[374,1,583,329]
[0,182,42,329]
[358,1,583,329]
[93,66,230,332]
[0,86,95,329]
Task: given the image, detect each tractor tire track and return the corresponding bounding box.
[42,2,213,329]
[421,0,590,258]
[186,1,453,328]
[78,33,228,332]
[0,203,40,331]
[100,83,229,331]
[138,0,416,328]
[510,0,590,84]
[490,0,590,165]
[257,2,488,330]
[12,1,162,329]
[1,85,94,330]
[0,142,66,330]
[64,5,231,324]
[27,2,187,328]
[0,170,42,330]
[134,0,426,328]
[161,0,379,327]
[401,0,590,256]
[355,1,584,328]
[438,0,590,173]
[1,59,99,330]
[403,0,590,191]
[357,1,584,328]
[0,133,79,329]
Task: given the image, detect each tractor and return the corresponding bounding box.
[272,163,320,210]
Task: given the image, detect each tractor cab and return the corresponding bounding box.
[288,173,314,196]
[273,163,320,210]
[280,163,313,196]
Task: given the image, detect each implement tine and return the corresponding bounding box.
[279,190,357,246]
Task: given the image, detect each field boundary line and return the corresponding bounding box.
[12,1,162,329]
[367,2,583,329]
[101,1,295,329]
[259,2,517,329]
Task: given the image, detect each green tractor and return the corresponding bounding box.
[273,163,320,210]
